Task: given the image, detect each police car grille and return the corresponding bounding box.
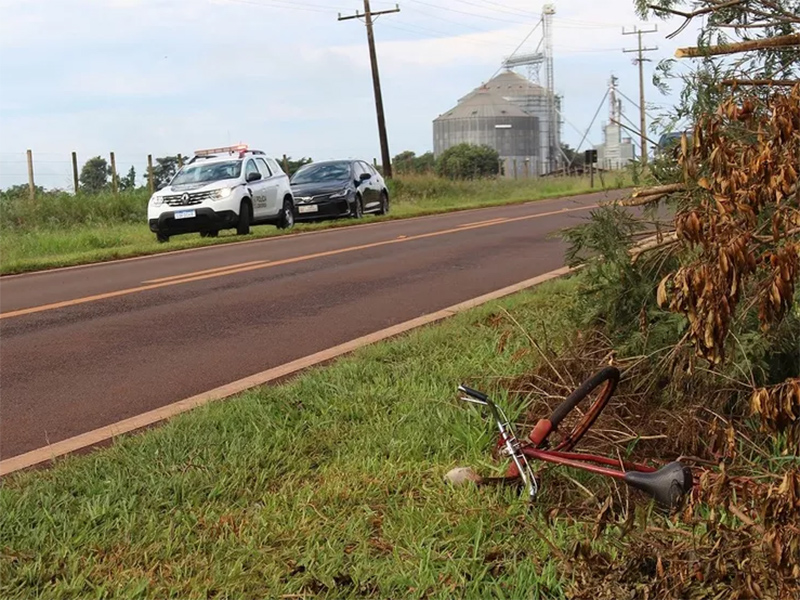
[164,190,216,206]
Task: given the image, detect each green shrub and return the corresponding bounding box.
[435,144,500,180]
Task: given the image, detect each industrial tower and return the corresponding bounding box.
[500,4,559,175]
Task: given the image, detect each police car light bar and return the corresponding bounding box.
[194,144,249,157]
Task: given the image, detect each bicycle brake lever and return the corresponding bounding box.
[460,396,489,406]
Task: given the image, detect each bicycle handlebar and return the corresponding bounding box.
[458,385,489,403]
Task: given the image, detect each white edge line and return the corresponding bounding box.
[0,266,574,476]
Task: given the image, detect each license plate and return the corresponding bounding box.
[298,205,318,214]
[174,210,196,219]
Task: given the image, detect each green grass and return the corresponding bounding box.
[0,277,584,599]
[0,174,630,275]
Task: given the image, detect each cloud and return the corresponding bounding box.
[0,0,701,188]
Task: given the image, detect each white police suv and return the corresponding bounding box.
[148,145,295,242]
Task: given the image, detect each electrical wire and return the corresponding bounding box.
[615,88,661,120]
[405,0,524,25]
[485,20,542,81]
[450,0,540,19]
[378,21,521,50]
[565,87,610,165]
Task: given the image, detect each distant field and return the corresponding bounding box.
[0,173,630,275]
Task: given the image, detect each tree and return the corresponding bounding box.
[283,157,313,177]
[393,151,436,175]
[564,1,800,398]
[119,166,137,191]
[415,152,435,173]
[435,144,500,180]
[152,156,180,189]
[0,183,46,199]
[392,151,417,174]
[79,156,110,193]
[638,0,800,124]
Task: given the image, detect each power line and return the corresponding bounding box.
[451,0,540,19]
[389,6,512,34]
[405,0,523,25]
[379,21,521,49]
[214,0,342,14]
[486,20,541,81]
[614,87,660,120]
[566,87,610,168]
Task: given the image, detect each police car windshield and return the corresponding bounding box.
[171,161,242,186]
[291,162,351,185]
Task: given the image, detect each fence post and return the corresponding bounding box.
[282,154,289,174]
[513,159,518,180]
[177,154,184,168]
[26,149,35,201]
[523,159,529,179]
[71,152,79,194]
[110,152,118,195]
[147,154,154,193]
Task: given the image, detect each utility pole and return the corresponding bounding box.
[623,26,657,165]
[338,1,399,179]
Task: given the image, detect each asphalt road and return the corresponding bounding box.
[0,190,624,460]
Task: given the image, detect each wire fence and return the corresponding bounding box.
[0,150,160,197]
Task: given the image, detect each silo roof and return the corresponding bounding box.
[478,70,549,98]
[434,88,531,121]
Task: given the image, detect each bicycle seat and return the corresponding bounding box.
[623,461,693,509]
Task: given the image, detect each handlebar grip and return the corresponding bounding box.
[458,385,489,403]
[549,366,620,430]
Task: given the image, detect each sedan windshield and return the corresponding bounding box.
[291,162,351,185]
[171,161,242,186]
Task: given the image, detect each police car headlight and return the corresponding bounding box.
[150,194,164,207]
[214,187,233,200]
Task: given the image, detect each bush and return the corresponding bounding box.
[435,143,500,180]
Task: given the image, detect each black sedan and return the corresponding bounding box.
[290,159,389,221]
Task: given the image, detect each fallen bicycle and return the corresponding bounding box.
[449,366,694,509]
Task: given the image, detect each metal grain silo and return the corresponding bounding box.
[433,71,560,177]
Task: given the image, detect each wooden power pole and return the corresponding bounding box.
[338,1,399,178]
[623,26,658,165]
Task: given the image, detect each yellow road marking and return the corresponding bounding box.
[0,267,573,475]
[0,205,594,320]
[459,217,507,227]
[143,261,268,284]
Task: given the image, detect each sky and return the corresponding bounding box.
[0,0,700,190]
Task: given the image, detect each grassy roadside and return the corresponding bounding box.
[0,277,583,599]
[0,174,628,275]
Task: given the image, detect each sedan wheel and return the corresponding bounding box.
[378,191,389,216]
[351,196,364,219]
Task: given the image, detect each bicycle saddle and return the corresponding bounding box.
[623,461,693,509]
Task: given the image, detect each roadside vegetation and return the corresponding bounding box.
[546,1,800,595]
[0,278,586,599]
[0,173,625,275]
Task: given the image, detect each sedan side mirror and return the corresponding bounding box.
[246,171,262,183]
[359,172,371,181]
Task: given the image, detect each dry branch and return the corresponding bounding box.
[647,0,746,20]
[622,193,668,207]
[676,33,800,58]
[631,232,679,262]
[631,184,686,198]
[721,79,800,87]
